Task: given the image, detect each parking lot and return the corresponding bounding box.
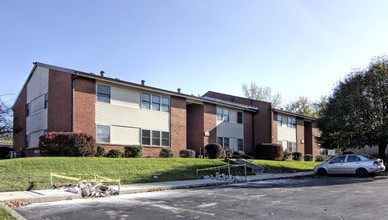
[16,176,388,219]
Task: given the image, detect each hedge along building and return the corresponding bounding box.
[13,62,261,157]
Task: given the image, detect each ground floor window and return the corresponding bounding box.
[97,125,110,143]
[238,139,243,151]
[287,142,297,152]
[142,129,170,147]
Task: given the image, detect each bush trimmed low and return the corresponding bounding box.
[107,149,122,158]
[124,145,143,158]
[205,143,224,159]
[282,149,292,161]
[254,143,283,160]
[315,154,328,162]
[304,154,314,161]
[292,152,303,161]
[39,132,96,157]
[96,145,106,157]
[179,149,196,158]
[159,148,175,158]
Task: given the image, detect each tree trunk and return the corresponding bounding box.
[378,141,387,162]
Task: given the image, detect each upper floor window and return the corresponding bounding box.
[44,93,48,109]
[142,93,170,112]
[216,107,229,122]
[96,125,110,143]
[277,114,282,126]
[287,117,296,128]
[97,84,110,103]
[26,103,30,116]
[237,112,243,124]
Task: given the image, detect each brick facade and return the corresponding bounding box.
[47,69,72,132]
[73,76,96,138]
[203,103,217,147]
[243,111,253,153]
[99,144,162,158]
[170,96,187,157]
[12,86,27,152]
[296,118,305,155]
[271,112,278,144]
[187,104,204,156]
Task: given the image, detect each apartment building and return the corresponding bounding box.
[13,62,319,158]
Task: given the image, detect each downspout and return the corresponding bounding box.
[71,72,78,132]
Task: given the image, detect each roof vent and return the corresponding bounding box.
[177,88,181,93]
[141,80,145,86]
[100,71,105,77]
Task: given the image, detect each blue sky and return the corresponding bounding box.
[1,0,388,106]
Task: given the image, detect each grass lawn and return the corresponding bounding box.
[0,157,321,192]
[252,160,322,173]
[0,208,15,220]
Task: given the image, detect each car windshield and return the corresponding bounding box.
[362,154,376,160]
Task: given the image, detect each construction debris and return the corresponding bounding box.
[202,172,246,183]
[64,182,119,198]
[1,201,31,208]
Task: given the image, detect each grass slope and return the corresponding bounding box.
[0,208,15,220]
[0,157,320,192]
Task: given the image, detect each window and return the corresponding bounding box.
[44,93,48,109]
[96,125,110,143]
[142,129,151,145]
[152,95,160,111]
[331,156,346,163]
[216,107,229,122]
[97,85,110,103]
[217,137,223,146]
[217,107,223,121]
[224,138,229,148]
[162,97,170,112]
[287,142,297,152]
[347,155,361,162]
[152,130,160,145]
[288,117,296,128]
[277,114,282,126]
[162,132,170,146]
[238,139,243,151]
[26,103,30,116]
[142,93,151,109]
[223,109,229,122]
[237,112,243,124]
[25,134,30,148]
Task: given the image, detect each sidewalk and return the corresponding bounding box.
[0,171,314,204]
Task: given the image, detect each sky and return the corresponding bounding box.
[1,0,388,107]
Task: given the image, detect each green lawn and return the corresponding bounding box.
[0,157,321,192]
[0,208,15,220]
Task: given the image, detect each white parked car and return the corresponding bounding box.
[314,154,385,176]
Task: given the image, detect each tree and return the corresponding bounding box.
[0,96,13,136]
[285,96,327,118]
[317,56,388,161]
[242,82,282,107]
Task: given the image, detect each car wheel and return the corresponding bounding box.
[356,168,369,177]
[317,168,327,176]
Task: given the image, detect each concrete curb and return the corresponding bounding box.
[0,203,27,220]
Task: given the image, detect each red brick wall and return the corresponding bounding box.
[187,104,204,156]
[47,69,72,132]
[12,86,27,152]
[203,103,217,146]
[304,121,313,155]
[243,111,253,153]
[99,144,162,158]
[170,96,187,157]
[296,118,305,158]
[73,76,96,138]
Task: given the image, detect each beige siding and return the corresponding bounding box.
[216,107,244,139]
[277,114,297,147]
[111,126,140,145]
[95,81,170,145]
[26,66,48,148]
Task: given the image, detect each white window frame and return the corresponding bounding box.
[142,93,170,112]
[96,124,110,143]
[97,84,111,103]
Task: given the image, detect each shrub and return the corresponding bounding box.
[0,147,12,159]
[315,154,328,162]
[96,145,106,157]
[224,148,234,158]
[304,154,314,161]
[124,145,143,158]
[205,143,224,159]
[159,148,175,158]
[107,149,122,158]
[179,149,196,158]
[39,132,96,157]
[254,143,283,160]
[282,149,292,161]
[292,152,303,161]
[235,151,245,157]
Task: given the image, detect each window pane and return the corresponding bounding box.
[237,112,243,124]
[223,115,229,122]
[97,125,110,143]
[152,95,160,111]
[97,85,110,94]
[217,107,222,114]
[162,105,169,112]
[162,132,169,146]
[277,115,282,126]
[152,95,160,103]
[142,101,150,109]
[152,131,160,145]
[224,138,229,147]
[217,137,223,146]
[142,93,150,102]
[97,94,110,102]
[162,97,169,105]
[97,85,110,103]
[142,130,150,145]
[238,139,243,151]
[162,132,169,139]
[217,114,222,121]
